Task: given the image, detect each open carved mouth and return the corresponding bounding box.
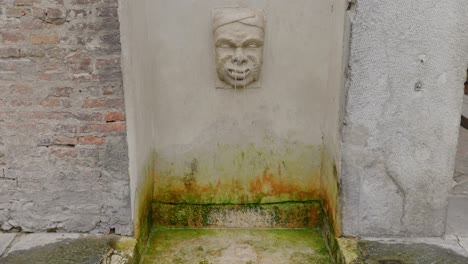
[227,68,250,80]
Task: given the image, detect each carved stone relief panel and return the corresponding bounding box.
[212,8,265,89]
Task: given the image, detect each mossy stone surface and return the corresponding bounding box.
[140,228,330,264]
[152,202,322,228]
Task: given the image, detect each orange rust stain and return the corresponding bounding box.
[321,187,340,236]
[153,166,320,204]
[248,168,319,200]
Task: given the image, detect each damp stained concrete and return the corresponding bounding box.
[139,228,330,264]
[357,240,468,264]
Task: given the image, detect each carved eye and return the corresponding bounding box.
[244,41,262,48]
[217,41,232,48]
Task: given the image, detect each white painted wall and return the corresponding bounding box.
[120,0,348,226]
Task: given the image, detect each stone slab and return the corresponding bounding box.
[6,233,81,255]
[1,236,111,264]
[362,237,468,257]
[152,202,322,228]
[0,233,16,256]
[458,236,468,254]
[447,196,468,236]
[358,239,468,263]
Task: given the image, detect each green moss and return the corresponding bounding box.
[133,152,157,264]
[141,228,331,264]
[337,238,360,264]
[152,202,322,228]
[154,143,322,204]
[320,147,340,236]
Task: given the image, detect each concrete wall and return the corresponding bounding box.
[341,0,468,237]
[0,0,131,234]
[120,0,348,232]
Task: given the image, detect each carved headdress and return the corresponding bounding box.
[212,8,265,32]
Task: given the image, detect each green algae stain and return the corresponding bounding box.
[133,152,157,263]
[337,237,360,264]
[320,147,340,236]
[151,202,322,228]
[153,143,322,204]
[140,228,331,264]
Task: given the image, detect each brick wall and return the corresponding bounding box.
[0,0,131,234]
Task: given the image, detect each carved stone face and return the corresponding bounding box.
[212,9,265,88]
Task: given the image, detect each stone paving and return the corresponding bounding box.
[357,239,468,263]
[0,232,135,264]
[3,231,468,263]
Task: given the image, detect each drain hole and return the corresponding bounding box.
[378,261,403,264]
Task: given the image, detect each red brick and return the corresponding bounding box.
[82,99,124,108]
[31,34,60,45]
[19,47,46,58]
[96,7,117,17]
[50,148,78,158]
[41,8,66,24]
[80,123,126,133]
[37,136,78,147]
[78,136,105,145]
[6,7,31,18]
[10,84,33,94]
[9,99,35,107]
[15,0,33,6]
[65,51,92,74]
[54,136,77,146]
[104,111,125,122]
[71,0,100,4]
[1,32,26,43]
[0,47,20,58]
[48,87,73,97]
[95,58,121,81]
[40,98,61,107]
[75,112,102,121]
[26,111,72,120]
[54,124,78,133]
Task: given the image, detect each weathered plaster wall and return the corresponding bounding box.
[146,0,327,205]
[120,0,348,232]
[118,0,155,238]
[0,0,131,234]
[342,0,468,236]
[320,0,349,235]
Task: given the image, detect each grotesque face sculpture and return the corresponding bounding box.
[212,8,265,88]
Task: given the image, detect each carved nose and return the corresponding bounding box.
[232,48,247,65]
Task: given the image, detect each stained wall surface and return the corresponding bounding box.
[120,0,348,231]
[341,0,468,236]
[0,0,131,234]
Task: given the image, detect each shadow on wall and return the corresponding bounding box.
[462,78,468,128]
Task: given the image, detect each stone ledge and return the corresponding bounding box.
[152,201,322,228]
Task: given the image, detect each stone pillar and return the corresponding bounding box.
[341,0,468,237]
